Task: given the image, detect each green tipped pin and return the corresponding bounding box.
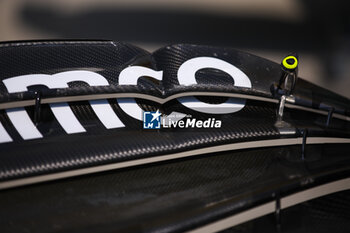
[282,55,298,70]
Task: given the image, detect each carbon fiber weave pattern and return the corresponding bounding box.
[0,41,349,183]
[0,144,349,233]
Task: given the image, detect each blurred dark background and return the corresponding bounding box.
[0,0,349,98]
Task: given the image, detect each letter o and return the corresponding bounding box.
[177,57,251,114]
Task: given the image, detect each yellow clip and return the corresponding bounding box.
[282,56,298,69]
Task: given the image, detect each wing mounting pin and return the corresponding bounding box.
[273,54,299,135]
[277,54,299,120]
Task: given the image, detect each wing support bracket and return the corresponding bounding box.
[33,91,42,126]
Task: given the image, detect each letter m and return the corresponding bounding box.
[3,71,124,140]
